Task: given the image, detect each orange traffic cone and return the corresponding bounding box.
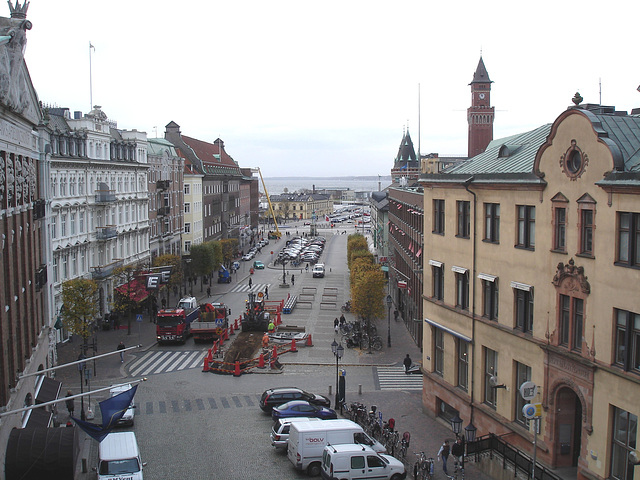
[235,318,239,329]
[233,361,241,376]
[272,345,278,359]
[212,341,218,355]
[207,348,213,362]
[306,334,313,347]
[258,353,265,368]
[291,338,297,352]
[203,355,210,372]
[229,323,235,335]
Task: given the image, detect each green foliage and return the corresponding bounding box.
[153,254,182,292]
[219,239,238,266]
[351,268,385,322]
[189,244,214,277]
[61,278,99,341]
[206,241,223,270]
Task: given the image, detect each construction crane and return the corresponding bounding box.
[252,167,281,239]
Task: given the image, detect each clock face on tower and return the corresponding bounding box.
[479,93,485,100]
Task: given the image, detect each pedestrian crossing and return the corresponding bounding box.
[127,350,207,377]
[375,366,423,391]
[229,283,271,294]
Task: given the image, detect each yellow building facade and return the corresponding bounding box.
[420,105,640,480]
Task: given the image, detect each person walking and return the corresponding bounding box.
[437,439,450,475]
[248,277,253,289]
[334,318,339,333]
[339,314,346,327]
[451,436,465,473]
[403,354,412,373]
[65,390,74,417]
[117,341,125,362]
[264,285,269,299]
[291,274,295,286]
[207,286,211,297]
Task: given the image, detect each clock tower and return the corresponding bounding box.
[467,57,494,158]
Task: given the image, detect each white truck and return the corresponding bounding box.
[320,444,406,480]
[287,419,386,476]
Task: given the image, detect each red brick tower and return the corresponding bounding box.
[467,57,494,158]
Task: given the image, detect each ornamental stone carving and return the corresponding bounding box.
[552,258,590,294]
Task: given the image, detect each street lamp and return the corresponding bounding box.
[386,295,392,347]
[77,352,86,421]
[331,340,344,409]
[450,413,477,476]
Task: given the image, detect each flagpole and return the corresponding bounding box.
[89,42,95,110]
[0,378,147,418]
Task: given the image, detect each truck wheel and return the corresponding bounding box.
[390,475,403,480]
[307,462,321,476]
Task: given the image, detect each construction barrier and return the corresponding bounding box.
[203,356,209,372]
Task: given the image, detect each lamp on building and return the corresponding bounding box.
[450,413,477,474]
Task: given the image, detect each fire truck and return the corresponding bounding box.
[156,296,200,344]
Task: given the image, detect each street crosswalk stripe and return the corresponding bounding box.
[164,351,195,373]
[130,351,174,377]
[129,352,167,377]
[128,350,209,377]
[230,283,270,293]
[376,366,423,391]
[149,351,183,374]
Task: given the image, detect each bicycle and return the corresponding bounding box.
[413,451,434,480]
[397,431,410,459]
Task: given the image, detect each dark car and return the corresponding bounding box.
[271,401,337,421]
[259,387,331,412]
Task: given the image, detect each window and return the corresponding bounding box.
[484,348,498,408]
[576,195,596,256]
[433,199,445,234]
[434,329,444,376]
[51,216,57,239]
[70,213,76,235]
[553,207,567,252]
[455,270,469,310]
[482,277,498,320]
[432,264,444,301]
[610,407,638,480]
[516,205,535,249]
[184,223,191,234]
[184,184,190,195]
[617,212,640,267]
[515,362,531,426]
[61,214,67,237]
[184,202,191,214]
[484,203,500,243]
[184,241,191,252]
[614,309,640,373]
[456,201,470,238]
[457,340,469,392]
[559,294,584,352]
[515,287,534,333]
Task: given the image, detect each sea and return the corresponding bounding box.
[261,176,390,196]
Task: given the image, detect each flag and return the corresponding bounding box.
[72,385,138,442]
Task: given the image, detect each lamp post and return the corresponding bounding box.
[331,340,344,409]
[77,353,86,421]
[386,294,392,347]
[450,413,477,477]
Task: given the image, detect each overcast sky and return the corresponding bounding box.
[23,1,640,178]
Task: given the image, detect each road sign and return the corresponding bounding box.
[136,314,143,323]
[519,381,538,401]
[214,317,224,326]
[523,403,542,419]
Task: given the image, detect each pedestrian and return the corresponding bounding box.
[207,286,211,297]
[394,309,399,321]
[403,354,412,373]
[451,436,465,473]
[291,274,295,286]
[248,277,253,288]
[264,285,269,299]
[65,390,74,417]
[305,264,309,272]
[334,318,339,333]
[268,319,275,333]
[161,297,166,309]
[117,341,125,362]
[437,439,450,475]
[339,314,346,326]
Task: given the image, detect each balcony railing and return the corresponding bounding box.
[96,226,117,240]
[157,207,170,216]
[95,190,116,203]
[91,259,123,280]
[156,180,170,190]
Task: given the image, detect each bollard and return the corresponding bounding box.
[329,385,332,396]
[203,356,209,372]
[207,348,213,362]
[272,345,278,359]
[258,353,265,368]
[229,323,235,335]
[235,318,239,329]
[358,384,362,395]
[290,338,297,352]
[233,361,241,376]
[306,334,313,347]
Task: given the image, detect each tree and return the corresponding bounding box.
[219,238,238,267]
[61,278,99,348]
[152,254,182,303]
[281,202,291,223]
[112,264,144,335]
[189,244,214,292]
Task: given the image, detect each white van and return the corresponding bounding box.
[95,432,145,480]
[109,384,135,426]
[320,444,406,480]
[287,419,385,476]
[271,417,322,449]
[312,264,325,278]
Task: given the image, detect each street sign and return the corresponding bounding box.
[136,314,143,323]
[523,403,542,419]
[519,381,538,401]
[214,317,224,326]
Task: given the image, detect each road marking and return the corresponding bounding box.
[128,350,208,377]
[375,366,423,391]
[230,283,270,293]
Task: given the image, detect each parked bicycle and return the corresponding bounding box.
[413,451,434,480]
[396,431,410,459]
[341,300,351,312]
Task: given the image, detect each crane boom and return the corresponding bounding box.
[255,167,280,239]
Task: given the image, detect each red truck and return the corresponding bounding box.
[156,296,200,344]
[191,302,230,343]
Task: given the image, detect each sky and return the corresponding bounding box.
[22,1,640,178]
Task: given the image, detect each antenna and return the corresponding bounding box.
[418,83,421,165]
[89,42,95,111]
[599,77,602,104]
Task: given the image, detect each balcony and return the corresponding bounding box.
[95,190,116,203]
[96,226,117,240]
[156,180,170,190]
[91,259,123,280]
[157,207,170,216]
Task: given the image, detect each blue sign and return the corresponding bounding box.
[136,314,143,323]
[214,318,224,326]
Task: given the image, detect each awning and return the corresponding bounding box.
[35,377,61,405]
[424,317,472,343]
[115,277,149,302]
[23,407,52,429]
[6,427,76,480]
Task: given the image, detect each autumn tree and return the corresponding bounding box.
[112,264,145,335]
[61,278,99,348]
[347,234,370,269]
[152,254,182,303]
[219,238,238,266]
[189,243,215,292]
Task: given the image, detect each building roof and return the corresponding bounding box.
[394,129,418,169]
[594,113,640,171]
[470,56,492,85]
[180,135,242,177]
[147,137,178,157]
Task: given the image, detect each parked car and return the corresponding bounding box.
[253,260,265,269]
[320,444,406,480]
[242,252,254,261]
[109,384,135,427]
[272,401,338,420]
[260,387,331,412]
[271,417,321,450]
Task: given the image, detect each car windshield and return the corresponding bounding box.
[157,315,182,327]
[99,458,140,475]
